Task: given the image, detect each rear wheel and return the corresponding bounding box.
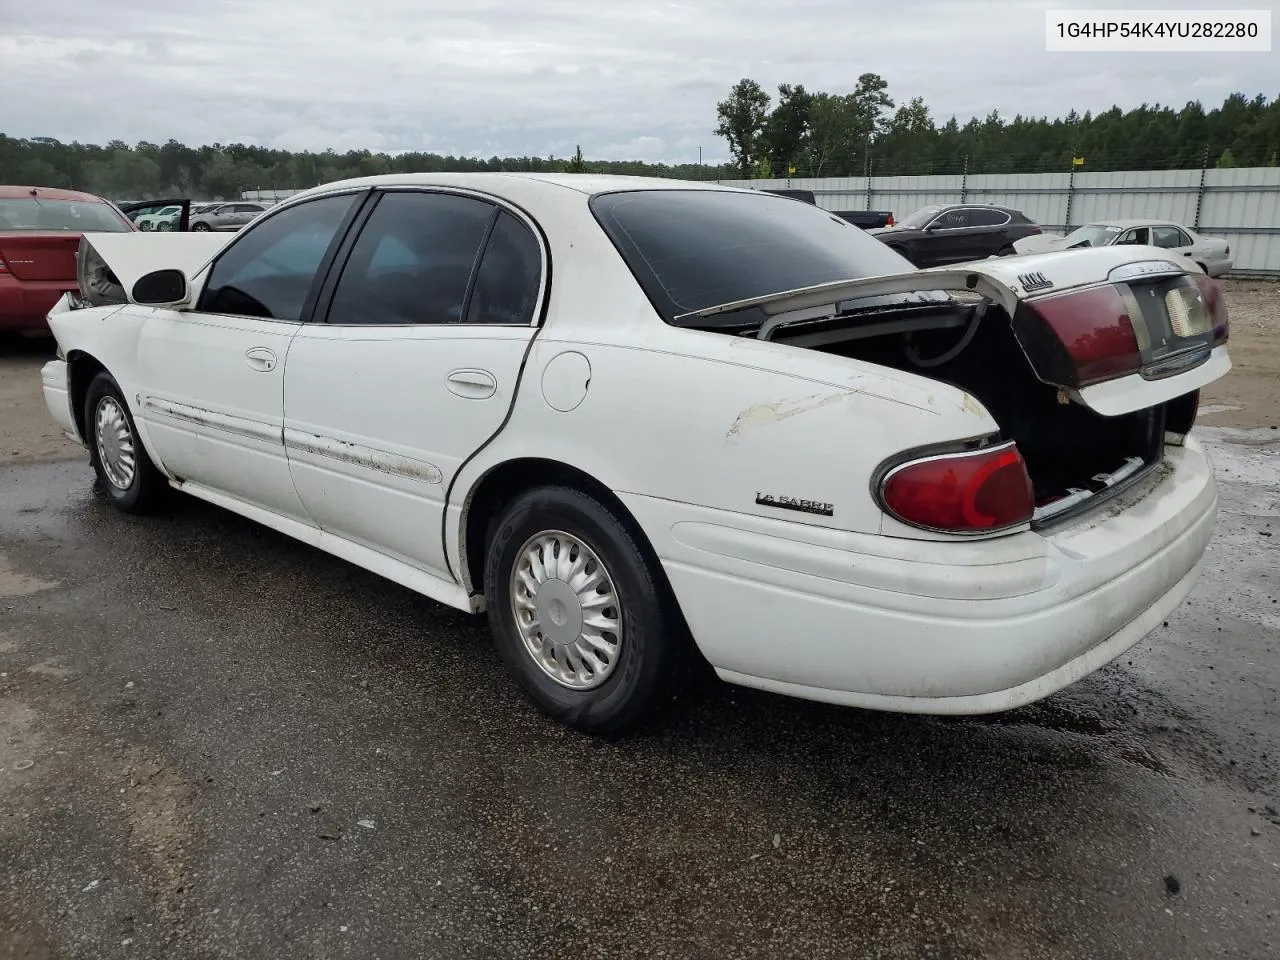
[191,221,211,232]
[84,372,169,514]
[483,486,691,736]
[996,244,1015,256]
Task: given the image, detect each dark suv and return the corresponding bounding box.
[868,203,1041,267]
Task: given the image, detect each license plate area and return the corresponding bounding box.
[1118,273,1218,380]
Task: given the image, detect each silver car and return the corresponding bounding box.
[189,202,267,232]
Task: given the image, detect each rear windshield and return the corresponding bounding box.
[590,190,912,325]
[0,198,131,233]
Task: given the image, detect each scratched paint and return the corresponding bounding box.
[725,392,850,440]
[283,429,444,485]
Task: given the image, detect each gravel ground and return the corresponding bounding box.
[0,279,1277,959]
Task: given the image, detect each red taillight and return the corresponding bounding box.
[1027,284,1141,386]
[879,442,1035,534]
[886,213,895,226]
[1029,225,1042,234]
[1192,273,1229,345]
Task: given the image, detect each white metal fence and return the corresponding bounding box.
[717,167,1280,277]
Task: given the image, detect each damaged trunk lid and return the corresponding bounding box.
[677,246,1229,419]
[681,246,1229,531]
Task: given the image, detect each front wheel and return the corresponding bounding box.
[84,372,169,514]
[483,486,691,736]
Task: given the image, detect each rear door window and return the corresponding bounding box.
[967,208,1011,227]
[325,191,496,325]
[1151,225,1189,248]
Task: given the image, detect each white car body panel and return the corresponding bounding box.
[42,173,1228,716]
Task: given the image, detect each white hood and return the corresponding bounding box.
[77,231,233,307]
[1012,233,1072,255]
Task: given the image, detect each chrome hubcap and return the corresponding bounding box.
[510,530,623,690]
[94,396,136,490]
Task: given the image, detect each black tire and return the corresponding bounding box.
[484,486,692,736]
[191,221,211,232]
[996,244,1016,256]
[1196,262,1207,275]
[84,372,169,514]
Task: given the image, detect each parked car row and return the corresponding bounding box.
[119,199,269,233]
[761,189,1235,276]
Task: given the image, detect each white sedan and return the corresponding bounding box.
[133,205,183,232]
[41,174,1230,734]
[1013,219,1233,276]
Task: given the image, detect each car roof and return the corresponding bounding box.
[0,184,109,202]
[289,171,751,203]
[936,202,1021,214]
[1083,218,1183,229]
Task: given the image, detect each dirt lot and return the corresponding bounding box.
[2,280,1276,466]
[1197,280,1280,428]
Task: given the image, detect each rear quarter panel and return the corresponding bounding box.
[445,193,1002,582]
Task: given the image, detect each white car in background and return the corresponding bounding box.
[1014,219,1232,276]
[133,205,183,232]
[40,174,1229,735]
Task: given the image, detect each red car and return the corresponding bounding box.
[0,185,137,335]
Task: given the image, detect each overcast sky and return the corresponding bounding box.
[1,0,1274,162]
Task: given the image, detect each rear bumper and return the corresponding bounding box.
[621,437,1218,714]
[0,275,77,332]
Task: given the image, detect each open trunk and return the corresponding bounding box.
[683,249,1230,531]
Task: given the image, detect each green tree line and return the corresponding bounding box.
[4,84,1277,200]
[0,136,733,201]
[715,78,1280,177]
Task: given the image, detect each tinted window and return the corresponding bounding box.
[0,198,132,233]
[198,193,356,320]
[326,191,495,325]
[929,209,970,229]
[591,190,911,325]
[968,208,1010,227]
[465,211,542,325]
[1152,225,1188,248]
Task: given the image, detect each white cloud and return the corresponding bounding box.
[0,0,1272,162]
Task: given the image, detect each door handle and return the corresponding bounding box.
[446,368,497,399]
[245,347,277,372]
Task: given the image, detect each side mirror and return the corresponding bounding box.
[131,269,188,306]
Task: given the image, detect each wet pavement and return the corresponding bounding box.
[1,429,1278,960]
